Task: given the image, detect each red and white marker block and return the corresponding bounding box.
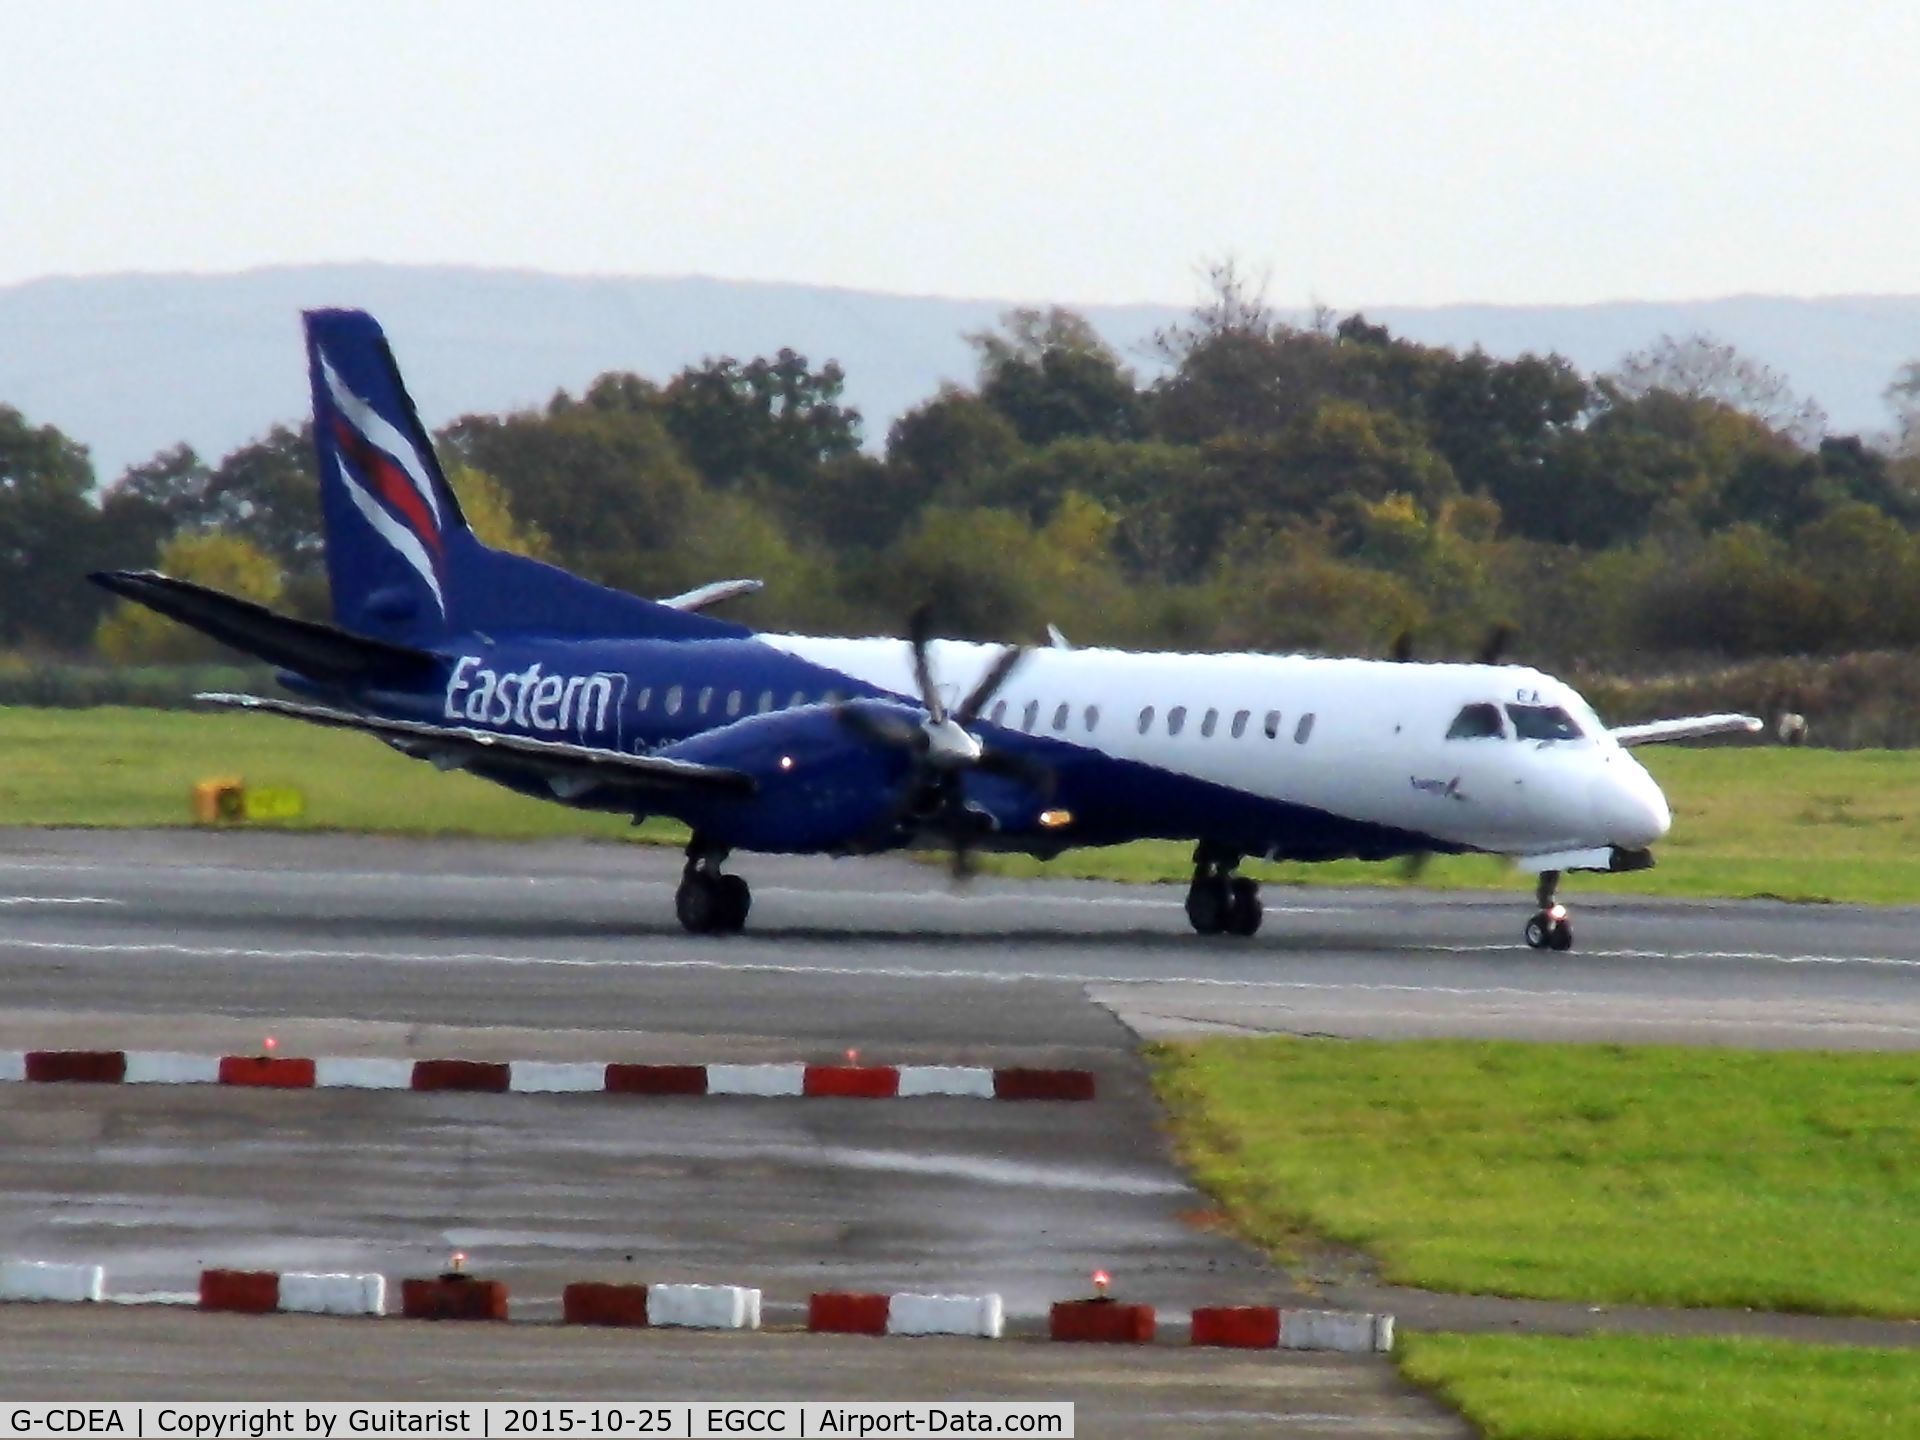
[807,1291,1005,1339]
[0,1051,1095,1101]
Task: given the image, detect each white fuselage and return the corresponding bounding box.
[763,635,1671,859]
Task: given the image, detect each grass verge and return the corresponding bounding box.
[985,747,1920,904]
[0,706,687,843]
[1396,1332,1920,1440]
[1150,1036,1920,1318]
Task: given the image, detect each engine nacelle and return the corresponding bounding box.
[659,705,920,853]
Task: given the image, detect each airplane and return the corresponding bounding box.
[92,308,1762,950]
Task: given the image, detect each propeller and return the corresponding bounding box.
[836,606,1053,878]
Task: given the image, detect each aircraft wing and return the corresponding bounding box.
[1608,713,1763,747]
[196,693,758,797]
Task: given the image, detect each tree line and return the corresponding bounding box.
[9,263,1920,671]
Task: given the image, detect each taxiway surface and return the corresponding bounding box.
[1,830,1914,1425]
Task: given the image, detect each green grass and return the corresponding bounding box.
[8,709,1920,904]
[0,705,687,842]
[1397,1332,1920,1440]
[985,747,1920,904]
[1151,1037,1920,1317]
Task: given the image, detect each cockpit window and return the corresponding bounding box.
[1506,703,1583,741]
[1447,702,1506,740]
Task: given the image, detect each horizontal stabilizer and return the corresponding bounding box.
[90,571,434,683]
[657,578,764,613]
[196,692,757,799]
[1610,714,1763,747]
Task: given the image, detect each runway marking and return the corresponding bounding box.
[5,937,1918,1000]
[0,897,118,907]
[0,860,1355,912]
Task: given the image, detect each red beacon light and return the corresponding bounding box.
[1091,1268,1111,1298]
[845,1048,859,1064]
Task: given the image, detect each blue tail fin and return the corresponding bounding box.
[306,308,469,644]
[304,308,744,646]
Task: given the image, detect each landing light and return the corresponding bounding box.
[778,755,794,771]
[1547,903,1567,921]
[1039,808,1073,829]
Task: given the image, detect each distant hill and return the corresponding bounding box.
[2,264,1914,482]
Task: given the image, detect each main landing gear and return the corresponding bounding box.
[675,838,751,935]
[1185,843,1263,937]
[1524,869,1573,952]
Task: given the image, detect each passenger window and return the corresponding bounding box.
[990,699,1007,725]
[788,691,807,708]
[757,690,774,712]
[824,689,843,706]
[1447,703,1506,740]
[1167,706,1187,736]
[665,685,683,715]
[698,686,713,714]
[1200,708,1218,738]
[1295,713,1316,744]
[636,687,652,711]
[1231,709,1250,739]
[726,691,742,717]
[1022,699,1039,731]
[1138,706,1156,735]
[1084,705,1100,732]
[1052,702,1069,732]
[1507,703,1583,741]
[1263,710,1281,740]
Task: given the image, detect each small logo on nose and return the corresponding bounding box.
[1411,775,1469,802]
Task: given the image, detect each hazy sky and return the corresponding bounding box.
[7,1,1917,307]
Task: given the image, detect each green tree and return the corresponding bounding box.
[661,351,861,492]
[94,530,282,663]
[445,464,553,560]
[0,405,104,649]
[969,307,1142,446]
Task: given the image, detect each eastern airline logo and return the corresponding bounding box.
[318,350,447,614]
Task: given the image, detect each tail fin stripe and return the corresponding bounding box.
[328,449,447,615]
[318,354,446,532]
[329,414,442,557]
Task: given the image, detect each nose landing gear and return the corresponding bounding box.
[675,837,751,935]
[1524,869,1573,951]
[1185,844,1263,937]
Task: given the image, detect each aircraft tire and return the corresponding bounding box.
[715,874,751,933]
[675,873,723,935]
[1185,878,1228,935]
[1524,913,1552,950]
[1224,878,1263,937]
[1548,917,1574,951]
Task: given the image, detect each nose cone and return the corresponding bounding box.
[1592,760,1671,848]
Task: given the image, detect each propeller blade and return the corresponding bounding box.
[1478,622,1516,666]
[907,605,946,724]
[836,700,928,752]
[1389,630,1415,663]
[1399,850,1433,881]
[975,745,1056,799]
[949,837,978,885]
[954,644,1027,725]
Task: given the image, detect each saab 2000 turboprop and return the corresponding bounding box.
[93,309,1761,949]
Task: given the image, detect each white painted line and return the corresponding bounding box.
[280,1272,385,1316]
[707,1064,806,1097]
[0,1260,105,1304]
[123,1052,220,1084]
[887,1292,1004,1338]
[5,937,1918,992]
[313,1057,413,1090]
[646,1283,761,1330]
[897,1065,996,1098]
[0,896,119,907]
[509,1061,605,1094]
